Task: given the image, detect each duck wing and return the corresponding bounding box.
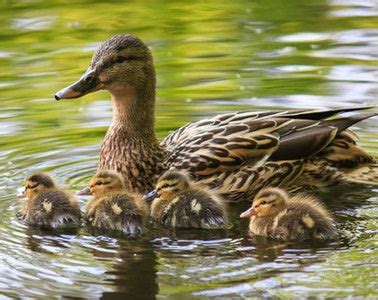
[163,110,376,176]
[162,106,374,148]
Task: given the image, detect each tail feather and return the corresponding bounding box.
[344,163,378,185]
[324,112,377,133]
[286,105,376,121]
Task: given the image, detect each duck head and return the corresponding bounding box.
[89,170,125,198]
[240,188,287,218]
[55,34,155,101]
[24,173,56,201]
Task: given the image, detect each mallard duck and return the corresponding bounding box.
[55,34,377,202]
[20,173,81,229]
[240,187,338,241]
[145,171,227,229]
[85,170,148,235]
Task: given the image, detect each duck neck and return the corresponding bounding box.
[99,83,166,193]
[110,84,156,139]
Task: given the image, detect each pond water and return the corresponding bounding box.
[0,0,377,298]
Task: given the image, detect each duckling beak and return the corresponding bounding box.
[17,188,26,199]
[77,187,92,196]
[55,67,101,100]
[240,207,257,218]
[144,189,157,203]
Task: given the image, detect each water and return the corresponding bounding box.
[0,0,377,298]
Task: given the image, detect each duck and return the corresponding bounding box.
[55,34,378,202]
[240,187,338,241]
[20,173,81,229]
[84,170,148,235]
[145,171,228,229]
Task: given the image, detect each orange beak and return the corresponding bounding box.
[240,206,257,218]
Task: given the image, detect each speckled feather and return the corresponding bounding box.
[248,190,337,241]
[85,191,145,235]
[20,189,81,229]
[99,128,166,193]
[151,189,227,229]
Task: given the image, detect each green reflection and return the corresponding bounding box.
[0,0,377,298]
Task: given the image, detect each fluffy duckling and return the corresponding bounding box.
[240,188,337,241]
[85,170,148,235]
[145,171,228,229]
[20,173,81,229]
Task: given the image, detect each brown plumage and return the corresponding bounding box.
[85,171,148,235]
[20,173,81,229]
[146,171,228,229]
[55,34,377,202]
[240,188,338,241]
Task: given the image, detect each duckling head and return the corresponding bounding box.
[24,173,55,201]
[55,34,155,101]
[89,170,125,198]
[240,188,287,218]
[153,171,190,202]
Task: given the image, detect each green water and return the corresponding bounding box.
[0,0,377,298]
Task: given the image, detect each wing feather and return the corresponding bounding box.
[162,108,376,177]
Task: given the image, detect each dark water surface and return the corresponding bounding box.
[0,0,377,298]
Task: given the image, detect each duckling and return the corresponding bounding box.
[240,188,337,241]
[145,171,228,229]
[20,173,81,229]
[85,170,148,235]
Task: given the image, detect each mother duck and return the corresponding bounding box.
[55,34,377,202]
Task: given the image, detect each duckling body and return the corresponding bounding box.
[20,173,81,229]
[148,171,227,229]
[240,188,337,241]
[85,171,147,235]
[55,34,378,201]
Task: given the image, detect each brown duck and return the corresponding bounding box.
[85,170,148,235]
[145,171,228,229]
[240,188,338,241]
[20,173,81,229]
[55,34,378,202]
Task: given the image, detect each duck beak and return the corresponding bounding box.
[240,207,257,218]
[144,189,157,203]
[55,67,102,100]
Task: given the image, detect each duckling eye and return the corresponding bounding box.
[260,201,267,205]
[25,183,39,190]
[95,181,103,186]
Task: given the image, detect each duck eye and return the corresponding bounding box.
[95,181,103,186]
[84,75,94,82]
[261,201,267,205]
[116,56,126,63]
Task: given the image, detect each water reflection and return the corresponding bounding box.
[102,240,158,299]
[0,0,377,298]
